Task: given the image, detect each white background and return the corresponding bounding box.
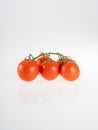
[0,0,98,130]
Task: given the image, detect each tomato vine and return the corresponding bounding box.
[17,52,80,82]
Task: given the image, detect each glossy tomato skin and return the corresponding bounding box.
[40,60,59,80]
[17,60,39,81]
[36,56,51,67]
[57,58,71,72]
[60,62,80,81]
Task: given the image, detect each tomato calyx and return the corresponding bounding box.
[24,54,35,61]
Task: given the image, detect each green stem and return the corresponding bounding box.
[34,52,45,60]
[25,52,74,62]
[34,52,65,60]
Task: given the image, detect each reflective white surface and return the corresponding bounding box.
[0,0,98,130]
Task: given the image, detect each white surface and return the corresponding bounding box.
[0,0,98,130]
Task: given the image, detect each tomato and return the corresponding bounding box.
[40,60,59,80]
[36,56,51,67]
[60,62,80,81]
[57,58,71,73]
[17,60,39,81]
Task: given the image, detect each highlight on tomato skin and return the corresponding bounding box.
[39,60,59,80]
[17,60,39,81]
[60,62,80,81]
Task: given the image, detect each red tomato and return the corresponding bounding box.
[17,60,39,81]
[40,60,59,80]
[60,62,80,81]
[57,58,71,72]
[36,56,50,67]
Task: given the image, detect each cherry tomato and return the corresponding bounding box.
[40,60,59,80]
[57,58,71,72]
[60,62,80,81]
[36,56,51,67]
[17,60,39,81]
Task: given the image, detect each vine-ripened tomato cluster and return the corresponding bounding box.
[17,52,80,81]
